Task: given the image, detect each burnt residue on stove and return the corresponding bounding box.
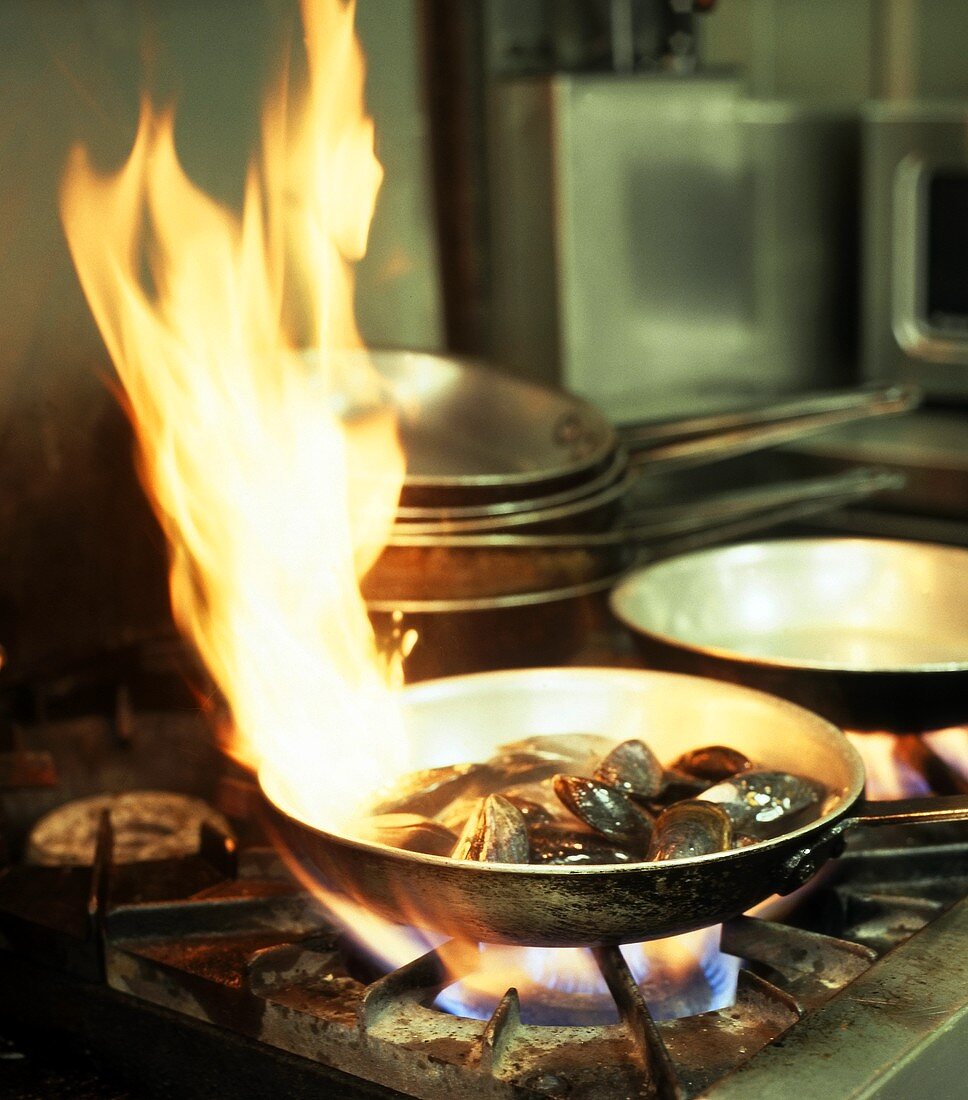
[6,801,965,1100]
[1,658,967,1098]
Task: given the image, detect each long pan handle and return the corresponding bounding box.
[387,468,904,550]
[628,470,905,563]
[846,795,968,828]
[619,467,903,540]
[620,382,920,473]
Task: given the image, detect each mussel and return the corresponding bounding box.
[528,823,641,866]
[697,770,824,836]
[502,794,556,825]
[671,745,752,784]
[648,801,733,861]
[552,775,653,850]
[453,794,530,863]
[593,739,664,800]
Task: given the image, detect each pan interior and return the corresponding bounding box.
[611,538,968,672]
[345,667,863,858]
[369,351,614,484]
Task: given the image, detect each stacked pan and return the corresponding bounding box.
[363,352,918,678]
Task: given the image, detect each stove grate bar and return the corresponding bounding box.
[721,915,876,1012]
[476,986,521,1075]
[358,943,451,1027]
[592,944,684,1100]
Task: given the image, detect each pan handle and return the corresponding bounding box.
[776,794,968,894]
[619,382,920,472]
[845,794,968,829]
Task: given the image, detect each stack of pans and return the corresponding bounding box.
[362,352,917,678]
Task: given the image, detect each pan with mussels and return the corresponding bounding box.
[262,668,968,947]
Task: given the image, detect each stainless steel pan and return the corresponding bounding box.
[371,351,615,507]
[610,537,968,732]
[262,668,968,947]
[363,469,903,602]
[365,352,919,511]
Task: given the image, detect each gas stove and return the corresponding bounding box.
[1,644,967,1099]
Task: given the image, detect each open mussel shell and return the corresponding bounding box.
[593,738,664,799]
[453,794,530,863]
[648,801,733,861]
[552,775,653,849]
[697,769,824,837]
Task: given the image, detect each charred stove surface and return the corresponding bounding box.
[1,653,967,1098]
[5,820,965,1100]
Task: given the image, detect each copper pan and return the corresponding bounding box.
[262,668,968,947]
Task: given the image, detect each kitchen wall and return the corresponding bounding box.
[0,0,441,669]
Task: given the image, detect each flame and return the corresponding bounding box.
[60,0,406,832]
[312,875,739,1024]
[847,728,968,800]
[846,732,931,800]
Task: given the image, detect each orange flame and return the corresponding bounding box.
[60,0,406,832]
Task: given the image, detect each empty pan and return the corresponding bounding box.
[262,668,968,947]
[359,352,920,511]
[610,537,968,732]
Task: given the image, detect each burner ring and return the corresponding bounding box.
[26,790,233,865]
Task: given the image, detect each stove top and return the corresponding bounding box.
[1,648,967,1099]
[2,782,967,1097]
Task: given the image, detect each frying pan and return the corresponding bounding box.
[262,668,968,947]
[361,351,919,511]
[363,469,903,601]
[609,537,968,732]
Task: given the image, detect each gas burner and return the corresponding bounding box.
[1,663,967,1097]
[26,791,233,866]
[1,816,966,1100]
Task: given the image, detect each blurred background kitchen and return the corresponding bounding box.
[2,0,968,670]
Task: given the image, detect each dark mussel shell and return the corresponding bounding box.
[552,775,653,850]
[528,823,641,866]
[453,794,530,863]
[636,768,711,817]
[361,813,459,857]
[671,745,752,784]
[502,794,556,825]
[594,739,664,800]
[697,770,824,837]
[648,801,733,861]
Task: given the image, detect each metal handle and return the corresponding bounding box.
[387,468,904,551]
[620,467,903,536]
[847,794,968,829]
[619,383,921,473]
[628,469,905,561]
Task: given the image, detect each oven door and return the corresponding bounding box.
[865,101,968,398]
